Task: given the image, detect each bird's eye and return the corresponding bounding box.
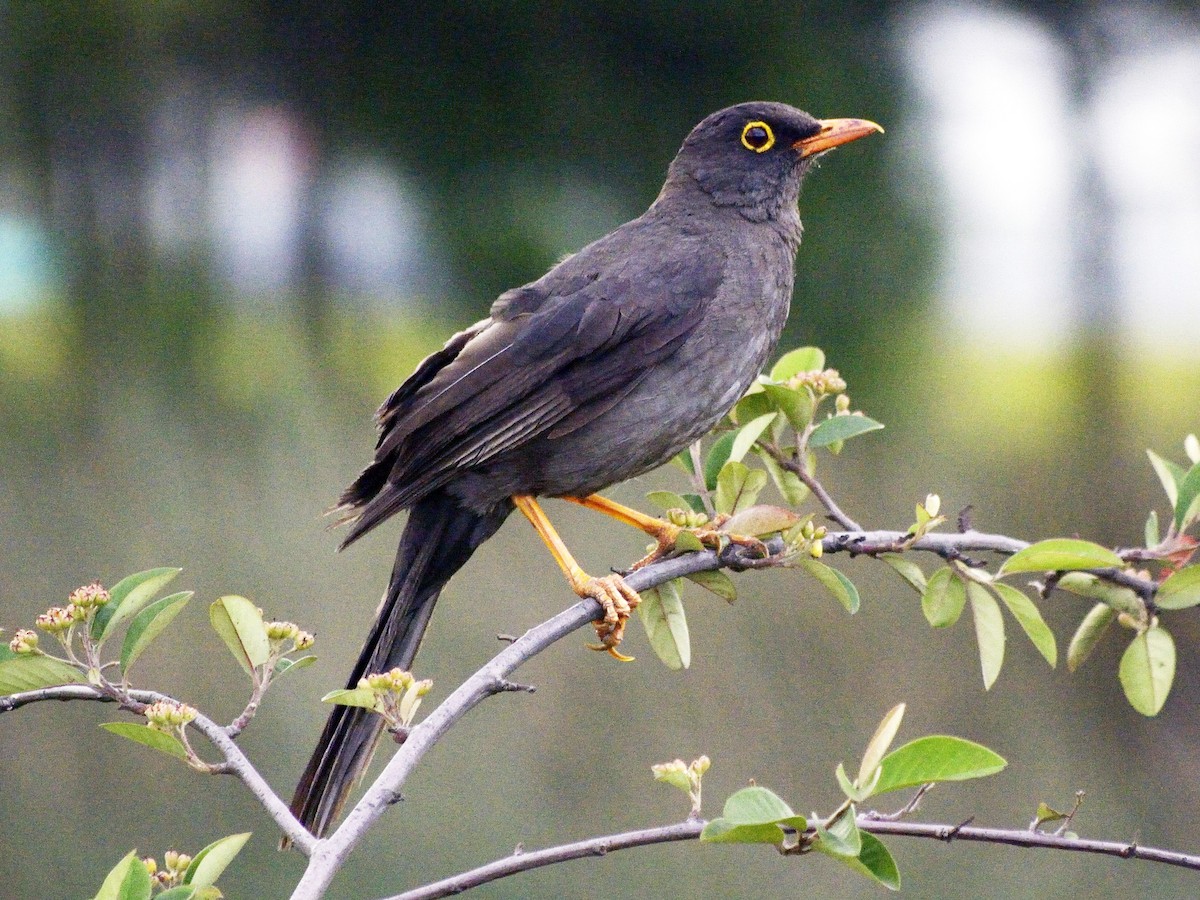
[740,121,775,153]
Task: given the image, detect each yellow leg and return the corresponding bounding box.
[566,493,769,569]
[565,494,680,541]
[513,495,642,661]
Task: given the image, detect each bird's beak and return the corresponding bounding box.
[794,118,884,158]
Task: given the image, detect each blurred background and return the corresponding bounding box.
[2,1,1199,896]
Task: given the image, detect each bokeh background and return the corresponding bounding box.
[3,2,1200,897]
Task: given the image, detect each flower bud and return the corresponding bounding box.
[35,607,72,633]
[69,582,111,609]
[294,630,315,651]
[9,629,38,653]
[266,620,299,641]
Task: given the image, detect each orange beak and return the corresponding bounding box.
[794,118,884,158]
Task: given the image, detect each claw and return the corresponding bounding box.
[581,573,640,662]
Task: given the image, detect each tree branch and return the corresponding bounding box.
[860,818,1200,869]
[292,521,1168,896]
[375,811,1200,899]
[291,547,744,898]
[386,819,705,900]
[0,684,317,855]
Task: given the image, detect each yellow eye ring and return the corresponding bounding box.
[741,120,775,153]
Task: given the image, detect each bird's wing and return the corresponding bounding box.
[338,232,726,544]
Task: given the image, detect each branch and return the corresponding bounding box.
[386,820,704,900]
[292,546,742,898]
[377,811,1200,898]
[860,818,1200,869]
[0,684,317,855]
[294,521,1169,896]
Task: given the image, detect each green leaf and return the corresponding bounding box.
[815,812,862,858]
[684,570,737,602]
[1055,572,1142,616]
[208,596,270,676]
[967,582,1005,689]
[681,493,707,515]
[0,655,86,694]
[755,448,810,506]
[93,849,153,900]
[1157,565,1200,610]
[998,539,1123,576]
[700,784,807,844]
[92,567,183,643]
[156,888,203,900]
[721,504,801,537]
[700,819,794,844]
[274,655,318,678]
[836,762,864,801]
[155,888,201,900]
[184,832,252,887]
[714,460,768,516]
[322,686,380,710]
[732,390,774,426]
[703,432,738,491]
[1119,626,1176,716]
[798,558,860,613]
[1146,448,1184,507]
[100,722,189,761]
[838,831,902,891]
[762,382,812,431]
[674,530,706,552]
[770,346,825,381]
[645,490,691,513]
[859,703,906,786]
[990,582,1056,667]
[1067,603,1116,672]
[873,736,1007,796]
[637,580,690,670]
[671,447,696,476]
[724,784,806,826]
[880,554,926,594]
[1144,509,1160,549]
[1174,463,1200,530]
[120,591,193,673]
[730,413,777,464]
[921,567,965,628]
[809,415,884,448]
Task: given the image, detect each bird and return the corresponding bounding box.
[289,101,881,840]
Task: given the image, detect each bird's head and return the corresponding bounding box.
[659,101,882,224]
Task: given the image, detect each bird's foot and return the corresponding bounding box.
[628,515,770,571]
[581,574,641,662]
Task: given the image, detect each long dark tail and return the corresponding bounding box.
[288,491,511,840]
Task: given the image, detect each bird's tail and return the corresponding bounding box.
[288,491,511,840]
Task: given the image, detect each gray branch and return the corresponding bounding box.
[378,812,1200,899]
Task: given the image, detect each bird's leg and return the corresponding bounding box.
[565,494,769,569]
[512,495,641,661]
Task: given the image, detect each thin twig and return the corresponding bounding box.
[0,684,317,855]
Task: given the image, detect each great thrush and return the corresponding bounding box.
[290,101,881,838]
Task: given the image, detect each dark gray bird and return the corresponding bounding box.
[289,101,881,839]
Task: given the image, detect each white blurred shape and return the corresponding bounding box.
[209,106,310,296]
[0,215,49,312]
[902,3,1074,345]
[1090,18,1200,341]
[320,160,426,301]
